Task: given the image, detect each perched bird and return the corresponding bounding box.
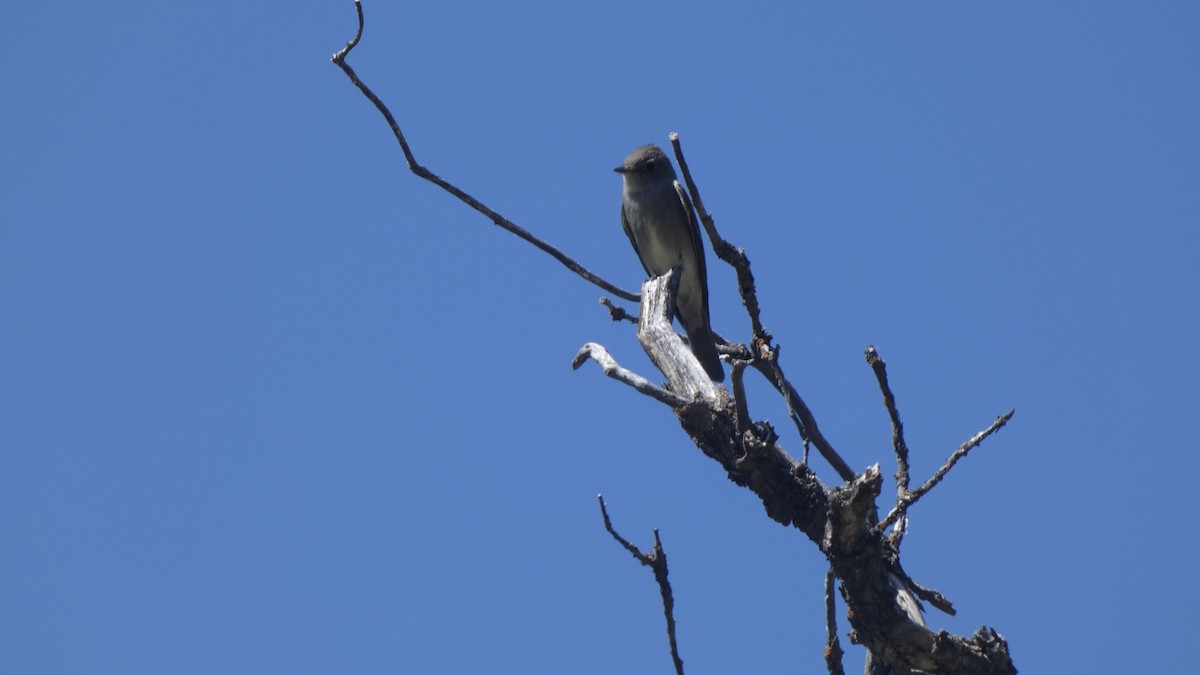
[615,144,724,382]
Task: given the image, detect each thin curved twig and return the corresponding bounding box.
[331,1,638,303]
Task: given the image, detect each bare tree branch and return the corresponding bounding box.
[914,409,1015,497]
[572,343,688,408]
[635,271,720,403]
[600,297,638,324]
[824,568,846,675]
[756,356,857,483]
[599,496,685,675]
[827,468,1014,675]
[729,359,753,435]
[907,576,956,616]
[669,132,768,343]
[879,409,1016,531]
[577,271,720,406]
[865,345,913,547]
[330,1,638,303]
[669,134,855,483]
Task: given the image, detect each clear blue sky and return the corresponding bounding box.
[3,2,1197,673]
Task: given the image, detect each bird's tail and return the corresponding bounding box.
[684,324,725,382]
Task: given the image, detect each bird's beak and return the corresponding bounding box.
[613,166,631,174]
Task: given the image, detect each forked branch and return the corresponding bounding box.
[879,409,1016,532]
[599,496,685,675]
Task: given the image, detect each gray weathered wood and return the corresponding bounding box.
[636,270,719,403]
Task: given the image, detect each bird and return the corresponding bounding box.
[615,144,724,382]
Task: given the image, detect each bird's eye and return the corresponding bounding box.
[644,160,656,172]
